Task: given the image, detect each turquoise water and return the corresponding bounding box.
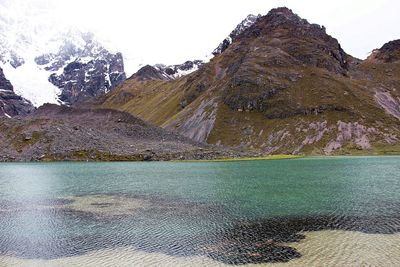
[0,156,399,265]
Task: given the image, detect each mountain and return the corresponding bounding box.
[0,104,247,161]
[367,39,400,63]
[98,7,400,155]
[0,67,34,117]
[130,60,204,81]
[37,32,126,105]
[0,5,126,107]
[213,14,261,56]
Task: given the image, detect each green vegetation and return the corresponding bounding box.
[175,154,303,162]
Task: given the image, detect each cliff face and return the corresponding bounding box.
[0,67,34,117]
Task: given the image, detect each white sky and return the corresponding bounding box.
[2,0,400,74]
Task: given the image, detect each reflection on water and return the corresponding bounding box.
[0,156,399,266]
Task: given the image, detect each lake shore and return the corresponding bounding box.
[2,153,400,162]
[174,154,303,162]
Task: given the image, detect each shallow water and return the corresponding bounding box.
[0,156,399,266]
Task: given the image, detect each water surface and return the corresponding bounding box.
[0,156,399,266]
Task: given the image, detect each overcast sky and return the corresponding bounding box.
[2,0,399,72]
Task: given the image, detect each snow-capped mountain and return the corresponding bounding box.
[213,14,261,55]
[36,32,126,105]
[131,60,204,81]
[0,1,126,107]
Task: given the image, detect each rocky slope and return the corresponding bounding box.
[98,7,400,155]
[0,104,248,161]
[0,67,34,117]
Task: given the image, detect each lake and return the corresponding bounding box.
[0,156,399,266]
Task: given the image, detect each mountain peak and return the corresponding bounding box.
[267,7,297,17]
[263,7,306,27]
[212,13,261,55]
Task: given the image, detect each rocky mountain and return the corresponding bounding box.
[213,14,261,56]
[131,60,204,81]
[37,32,126,105]
[367,39,400,63]
[0,104,248,161]
[0,7,126,107]
[98,7,400,155]
[0,67,34,117]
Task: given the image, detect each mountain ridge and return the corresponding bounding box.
[97,7,400,156]
[0,18,127,108]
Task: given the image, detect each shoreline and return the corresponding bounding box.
[173,154,303,162]
[1,154,400,163]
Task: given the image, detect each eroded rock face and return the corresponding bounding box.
[36,33,126,105]
[375,90,400,120]
[323,121,374,154]
[0,67,34,117]
[368,40,400,63]
[166,98,218,143]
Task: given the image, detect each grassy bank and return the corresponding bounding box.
[176,154,303,163]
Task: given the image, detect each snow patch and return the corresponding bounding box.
[172,64,199,79]
[1,62,60,107]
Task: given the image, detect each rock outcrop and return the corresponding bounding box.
[367,39,400,63]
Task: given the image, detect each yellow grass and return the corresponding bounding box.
[176,154,303,162]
